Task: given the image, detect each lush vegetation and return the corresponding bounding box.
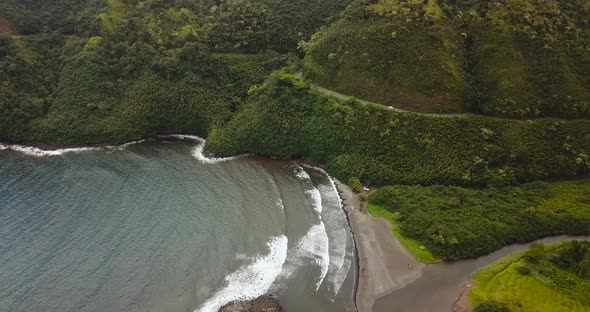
[1,0,589,270]
[303,0,590,118]
[471,241,590,311]
[0,0,351,145]
[368,202,440,263]
[207,69,590,187]
[367,181,590,260]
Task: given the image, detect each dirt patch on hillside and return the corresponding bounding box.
[0,16,18,36]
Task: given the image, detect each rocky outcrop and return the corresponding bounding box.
[219,295,285,312]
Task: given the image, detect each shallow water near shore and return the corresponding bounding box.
[0,140,355,312]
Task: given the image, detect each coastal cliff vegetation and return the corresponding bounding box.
[1,0,590,266]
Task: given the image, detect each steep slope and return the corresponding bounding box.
[207,69,590,187]
[0,0,352,145]
[303,0,590,118]
[466,0,590,117]
[303,0,466,113]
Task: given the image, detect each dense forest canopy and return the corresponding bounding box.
[0,0,350,144]
[368,182,590,260]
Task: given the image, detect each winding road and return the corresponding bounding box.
[309,84,473,118]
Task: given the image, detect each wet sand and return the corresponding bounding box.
[335,180,426,312]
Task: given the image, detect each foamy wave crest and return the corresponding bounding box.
[196,235,288,312]
[297,163,353,295]
[298,223,331,290]
[158,134,202,141]
[156,134,243,164]
[0,140,145,157]
[0,144,100,156]
[294,165,311,181]
[291,165,331,290]
[276,199,285,213]
[317,182,351,297]
[193,142,239,164]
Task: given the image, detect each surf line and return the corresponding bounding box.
[0,134,247,163]
[299,163,360,312]
[0,140,146,157]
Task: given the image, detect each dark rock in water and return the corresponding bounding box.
[219,295,285,312]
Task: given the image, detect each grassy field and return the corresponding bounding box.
[471,241,590,312]
[368,202,440,263]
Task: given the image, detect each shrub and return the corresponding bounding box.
[474,301,510,312]
[348,177,362,193]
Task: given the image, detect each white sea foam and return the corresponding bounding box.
[0,144,99,156]
[306,188,323,214]
[294,165,311,181]
[317,182,351,296]
[298,222,331,290]
[291,165,332,290]
[276,199,285,213]
[297,163,353,296]
[196,235,288,312]
[0,140,146,157]
[161,135,242,165]
[159,134,202,141]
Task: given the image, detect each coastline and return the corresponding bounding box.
[5,137,589,312]
[373,235,590,312]
[0,133,200,150]
[333,180,426,312]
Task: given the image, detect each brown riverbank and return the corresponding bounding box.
[334,180,426,312]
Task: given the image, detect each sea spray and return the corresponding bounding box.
[196,235,288,312]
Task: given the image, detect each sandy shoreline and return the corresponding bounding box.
[334,180,426,312]
[334,179,590,312]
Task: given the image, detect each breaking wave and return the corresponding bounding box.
[293,165,331,290]
[196,235,288,312]
[299,164,353,296]
[0,140,145,157]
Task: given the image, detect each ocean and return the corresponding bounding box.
[0,138,356,312]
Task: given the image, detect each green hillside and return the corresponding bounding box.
[303,0,590,118]
[206,68,590,186]
[0,0,352,145]
[471,241,590,311]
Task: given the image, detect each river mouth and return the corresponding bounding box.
[373,235,590,312]
[0,140,356,312]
